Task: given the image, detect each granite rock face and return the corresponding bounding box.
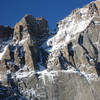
[0,14,49,73]
[62,2,100,76]
[15,71,96,100]
[13,14,49,45]
[45,1,100,75]
[1,1,100,100]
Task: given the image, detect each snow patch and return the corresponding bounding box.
[19,34,30,45]
[38,67,98,85]
[38,70,58,85]
[15,71,35,79]
[80,8,88,14]
[81,72,98,81]
[0,45,8,60]
[0,37,12,60]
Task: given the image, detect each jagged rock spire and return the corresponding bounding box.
[0,14,49,72]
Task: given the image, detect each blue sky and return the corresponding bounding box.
[0,0,93,29]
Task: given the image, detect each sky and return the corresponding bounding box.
[0,0,94,29]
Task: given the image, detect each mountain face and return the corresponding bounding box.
[0,1,100,100]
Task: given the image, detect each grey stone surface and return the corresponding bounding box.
[15,71,95,100]
[0,1,100,100]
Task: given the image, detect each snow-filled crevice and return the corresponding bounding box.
[37,48,46,71]
[0,35,12,60]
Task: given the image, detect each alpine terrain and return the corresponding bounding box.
[0,0,100,100]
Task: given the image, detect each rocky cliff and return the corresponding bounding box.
[0,1,100,100]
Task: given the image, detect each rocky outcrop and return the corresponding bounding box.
[1,1,100,100]
[0,14,49,73]
[13,14,49,45]
[43,1,100,76]
[63,3,100,75]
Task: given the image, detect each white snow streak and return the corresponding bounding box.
[0,45,8,60]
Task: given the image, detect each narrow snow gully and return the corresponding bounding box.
[37,48,46,71]
[0,36,12,60]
